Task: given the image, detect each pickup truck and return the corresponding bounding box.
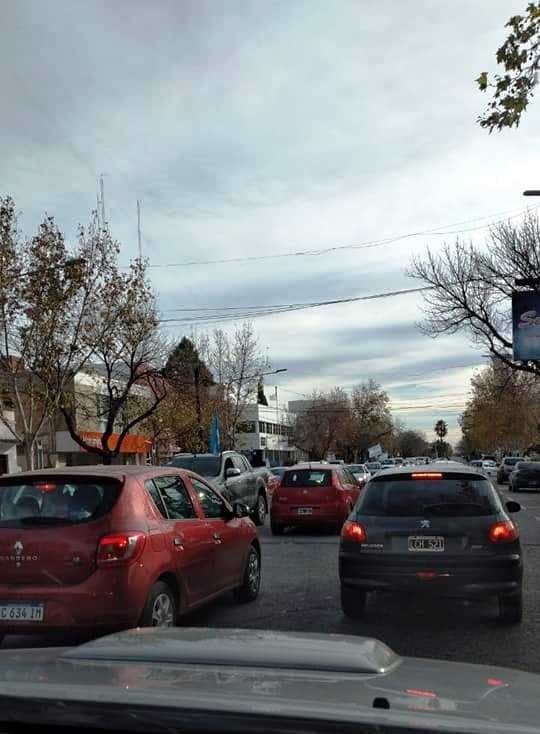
[167,451,269,526]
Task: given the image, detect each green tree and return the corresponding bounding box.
[434,419,449,457]
[477,2,540,131]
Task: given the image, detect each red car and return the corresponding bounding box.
[270,464,361,535]
[0,466,261,641]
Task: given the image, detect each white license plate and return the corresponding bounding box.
[0,603,44,622]
[297,507,313,515]
[408,536,445,552]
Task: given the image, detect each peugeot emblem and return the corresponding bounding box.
[13,541,23,555]
[420,520,430,529]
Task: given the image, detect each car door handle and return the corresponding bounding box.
[173,537,183,546]
[213,532,222,544]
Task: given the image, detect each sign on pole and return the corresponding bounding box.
[512,291,540,361]
[368,444,383,459]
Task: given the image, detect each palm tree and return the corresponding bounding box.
[434,420,448,458]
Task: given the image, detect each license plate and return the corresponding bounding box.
[0,603,44,622]
[408,536,444,552]
[297,507,313,515]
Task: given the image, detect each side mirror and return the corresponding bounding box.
[225,467,241,479]
[232,501,250,519]
[506,500,521,514]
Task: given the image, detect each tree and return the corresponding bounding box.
[395,428,430,458]
[163,337,213,451]
[293,389,351,460]
[199,323,269,449]
[460,358,540,454]
[350,379,393,459]
[0,196,97,468]
[434,419,448,457]
[410,212,540,379]
[477,2,540,131]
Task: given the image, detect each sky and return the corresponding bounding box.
[2,0,540,446]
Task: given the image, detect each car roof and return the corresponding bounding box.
[372,461,480,478]
[2,465,185,482]
[287,463,335,471]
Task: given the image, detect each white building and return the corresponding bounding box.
[235,403,300,466]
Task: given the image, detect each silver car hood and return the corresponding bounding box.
[0,628,538,733]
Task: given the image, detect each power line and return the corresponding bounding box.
[157,285,432,325]
[144,205,535,270]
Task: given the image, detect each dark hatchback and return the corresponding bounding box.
[509,461,540,492]
[339,465,523,624]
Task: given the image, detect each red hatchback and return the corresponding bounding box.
[270,464,361,535]
[0,466,260,641]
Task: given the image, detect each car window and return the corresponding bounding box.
[153,476,197,520]
[282,469,332,487]
[0,478,121,526]
[191,478,226,519]
[232,455,246,473]
[357,474,499,517]
[168,455,221,477]
[240,456,252,472]
[223,457,235,475]
[144,479,168,519]
[505,458,521,466]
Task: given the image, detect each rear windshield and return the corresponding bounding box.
[366,463,381,470]
[504,458,521,466]
[0,478,121,527]
[356,474,499,517]
[348,465,365,473]
[282,469,332,487]
[168,455,220,476]
[516,462,540,472]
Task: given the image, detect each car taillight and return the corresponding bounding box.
[489,521,519,544]
[96,532,146,567]
[341,520,367,543]
[411,472,442,480]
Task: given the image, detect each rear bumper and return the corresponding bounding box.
[339,552,523,598]
[0,565,152,634]
[272,501,348,525]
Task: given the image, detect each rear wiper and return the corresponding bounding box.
[18,516,70,526]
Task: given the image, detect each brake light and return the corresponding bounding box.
[96,532,146,567]
[33,482,57,492]
[341,520,367,543]
[406,689,437,699]
[411,473,442,480]
[489,521,519,544]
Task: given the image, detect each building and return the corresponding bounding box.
[54,368,152,467]
[235,403,300,466]
[0,406,18,474]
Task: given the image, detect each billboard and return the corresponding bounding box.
[512,291,540,361]
[368,443,383,459]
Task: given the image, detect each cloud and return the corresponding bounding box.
[1,0,533,444]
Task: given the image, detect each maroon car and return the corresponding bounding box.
[270,464,360,534]
[0,466,260,640]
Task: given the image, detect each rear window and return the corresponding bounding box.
[356,474,499,517]
[168,455,220,476]
[516,462,540,472]
[282,469,332,487]
[0,478,121,527]
[348,465,365,473]
[366,462,381,471]
[504,458,521,466]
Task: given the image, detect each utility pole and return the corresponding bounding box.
[99,174,106,228]
[137,199,142,259]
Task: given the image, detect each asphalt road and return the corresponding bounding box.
[4,482,540,675]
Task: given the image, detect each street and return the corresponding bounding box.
[1,482,539,674]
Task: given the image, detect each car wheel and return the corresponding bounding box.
[234,545,261,603]
[252,492,267,526]
[271,519,284,535]
[140,582,176,628]
[340,586,367,619]
[499,592,522,624]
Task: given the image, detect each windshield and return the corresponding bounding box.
[366,463,381,471]
[505,458,522,466]
[0,478,121,527]
[168,456,221,477]
[357,475,498,517]
[348,465,365,473]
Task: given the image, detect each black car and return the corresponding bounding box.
[339,464,523,624]
[509,461,540,492]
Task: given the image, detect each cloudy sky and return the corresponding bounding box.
[3,0,540,444]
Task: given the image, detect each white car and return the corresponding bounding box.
[470,459,498,480]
